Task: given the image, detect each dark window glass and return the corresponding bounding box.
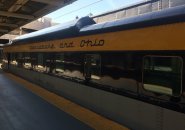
[93,53,139,93]
[2,53,8,65]
[10,53,18,66]
[53,53,64,75]
[34,53,46,72]
[31,53,38,70]
[46,55,51,72]
[84,54,101,80]
[38,53,44,66]
[17,53,24,67]
[101,53,138,80]
[63,53,84,79]
[50,53,55,73]
[43,53,54,73]
[0,49,3,63]
[143,56,182,96]
[23,53,32,69]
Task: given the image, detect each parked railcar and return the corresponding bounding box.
[3,5,185,130]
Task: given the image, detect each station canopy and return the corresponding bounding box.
[0,0,76,37]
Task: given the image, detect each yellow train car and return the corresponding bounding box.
[3,5,185,130]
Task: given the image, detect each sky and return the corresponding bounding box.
[46,0,144,23]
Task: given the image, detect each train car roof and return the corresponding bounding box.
[11,16,95,44]
[10,5,185,45]
[80,5,185,34]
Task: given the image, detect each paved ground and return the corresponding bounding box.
[0,70,93,130]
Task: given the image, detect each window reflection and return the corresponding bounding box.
[143,56,182,96]
[54,54,64,75]
[84,54,101,80]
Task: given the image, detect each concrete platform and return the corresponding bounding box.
[0,70,93,130]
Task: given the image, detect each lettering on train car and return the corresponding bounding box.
[59,42,74,48]
[30,44,55,50]
[80,39,105,47]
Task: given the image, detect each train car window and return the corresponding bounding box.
[38,53,43,66]
[63,53,84,79]
[97,53,139,93]
[84,54,101,80]
[35,53,46,72]
[31,53,38,70]
[0,49,3,63]
[17,53,24,67]
[23,53,32,69]
[49,53,55,73]
[143,56,182,97]
[43,53,54,73]
[54,53,64,75]
[3,53,7,62]
[10,53,18,66]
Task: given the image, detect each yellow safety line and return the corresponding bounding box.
[6,73,129,130]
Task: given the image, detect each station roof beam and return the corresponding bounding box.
[0,29,8,33]
[31,0,63,6]
[0,11,35,19]
[0,0,76,37]
[0,23,18,28]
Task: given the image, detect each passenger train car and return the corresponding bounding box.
[2,5,185,130]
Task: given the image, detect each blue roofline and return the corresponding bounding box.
[12,16,95,44]
[10,5,185,45]
[80,5,185,34]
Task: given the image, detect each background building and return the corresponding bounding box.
[0,17,59,40]
[93,0,185,23]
